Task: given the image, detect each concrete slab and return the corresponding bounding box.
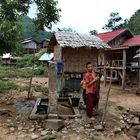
[45,119,65,131]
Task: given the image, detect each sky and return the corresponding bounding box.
[28,0,140,34]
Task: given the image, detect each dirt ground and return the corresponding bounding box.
[0,77,140,140]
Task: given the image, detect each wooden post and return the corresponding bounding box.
[48,62,58,115]
[27,49,35,99]
[104,66,107,86]
[101,68,112,125]
[122,49,126,89]
[138,58,140,87]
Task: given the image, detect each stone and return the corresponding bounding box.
[129,117,139,125]
[133,125,140,131]
[41,130,48,136]
[120,123,126,129]
[62,130,68,134]
[18,134,26,138]
[7,119,11,123]
[10,127,15,132]
[114,127,121,134]
[31,134,39,140]
[94,124,104,131]
[120,120,125,123]
[18,126,23,131]
[128,128,138,137]
[29,128,35,132]
[45,119,65,131]
[137,132,140,140]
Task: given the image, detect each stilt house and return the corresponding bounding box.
[97,28,140,89]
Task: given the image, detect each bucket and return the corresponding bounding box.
[57,62,63,74]
[71,98,80,107]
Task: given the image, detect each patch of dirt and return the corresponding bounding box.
[0,77,139,140]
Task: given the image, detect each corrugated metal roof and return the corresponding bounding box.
[54,31,110,49]
[97,28,133,43]
[121,35,140,47]
[39,53,54,61]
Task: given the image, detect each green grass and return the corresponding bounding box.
[0,81,18,91]
[0,66,33,78]
[44,134,57,140]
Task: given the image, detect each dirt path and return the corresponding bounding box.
[100,84,140,111]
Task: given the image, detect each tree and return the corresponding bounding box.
[0,0,60,53]
[89,30,98,35]
[62,27,76,32]
[128,9,140,35]
[102,12,128,31]
[20,15,52,41]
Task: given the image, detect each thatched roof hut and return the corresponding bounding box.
[48,31,109,73]
[48,31,109,50]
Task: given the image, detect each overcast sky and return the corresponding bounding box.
[28,0,140,34]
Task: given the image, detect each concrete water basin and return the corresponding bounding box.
[29,97,81,119]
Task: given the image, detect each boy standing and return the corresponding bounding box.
[84,62,99,118]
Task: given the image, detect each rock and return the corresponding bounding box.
[137,132,140,140]
[10,127,15,132]
[29,128,35,132]
[41,130,48,136]
[38,128,43,131]
[94,124,104,131]
[31,134,39,140]
[62,130,68,134]
[45,119,65,131]
[7,119,11,123]
[120,123,126,129]
[128,128,138,137]
[114,127,121,134]
[18,134,26,138]
[133,125,140,131]
[18,126,23,131]
[120,120,125,123]
[129,117,139,125]
[85,124,90,128]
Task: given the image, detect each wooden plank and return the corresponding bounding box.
[104,67,107,86]
[122,49,126,89]
[118,70,123,79]
[139,58,140,87]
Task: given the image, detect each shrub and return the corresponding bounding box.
[34,66,45,75]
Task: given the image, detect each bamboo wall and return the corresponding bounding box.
[61,47,98,73]
[54,45,62,61]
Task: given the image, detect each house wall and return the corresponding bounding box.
[43,40,49,48]
[23,41,37,49]
[109,34,131,48]
[54,45,62,61]
[61,47,98,73]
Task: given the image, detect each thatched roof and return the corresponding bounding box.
[49,31,110,50]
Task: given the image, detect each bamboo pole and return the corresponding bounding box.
[27,49,35,99]
[101,68,112,125]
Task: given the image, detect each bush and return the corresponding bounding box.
[0,81,18,91]
[34,66,45,75]
[17,54,41,67]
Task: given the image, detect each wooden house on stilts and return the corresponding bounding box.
[97,28,140,89]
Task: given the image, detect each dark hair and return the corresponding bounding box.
[86,62,92,68]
